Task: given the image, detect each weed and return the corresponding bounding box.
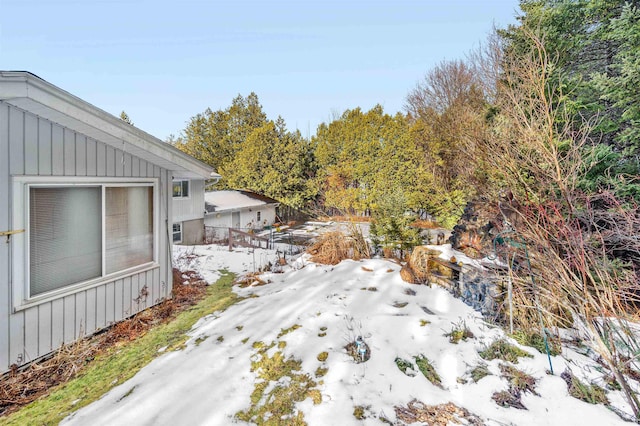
[393,301,408,308]
[511,329,560,356]
[317,352,329,362]
[361,266,373,272]
[319,327,327,331]
[470,363,491,382]
[395,357,416,376]
[414,355,442,388]
[561,370,609,405]
[278,341,287,349]
[353,405,368,420]
[194,336,208,346]
[367,287,378,292]
[445,321,474,344]
[277,324,302,338]
[419,319,431,327]
[500,364,538,395]
[479,339,532,364]
[235,325,244,331]
[241,337,249,344]
[318,332,327,337]
[216,336,224,343]
[315,367,328,378]
[492,389,526,410]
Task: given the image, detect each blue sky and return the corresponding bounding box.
[1,0,520,140]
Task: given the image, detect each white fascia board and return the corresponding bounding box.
[0,72,212,179]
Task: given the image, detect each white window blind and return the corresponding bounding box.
[29,187,102,296]
[105,186,154,274]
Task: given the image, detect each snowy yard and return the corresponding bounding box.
[62,244,635,425]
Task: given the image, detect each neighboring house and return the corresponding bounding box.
[204,190,280,236]
[0,71,212,373]
[172,172,221,245]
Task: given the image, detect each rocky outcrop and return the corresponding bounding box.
[449,198,503,259]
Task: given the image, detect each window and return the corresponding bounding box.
[172,179,189,198]
[173,222,182,243]
[257,211,261,222]
[13,177,157,307]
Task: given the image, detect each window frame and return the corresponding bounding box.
[11,176,160,311]
[172,222,182,244]
[172,179,190,199]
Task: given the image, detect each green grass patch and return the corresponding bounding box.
[315,367,328,378]
[479,338,533,364]
[353,405,368,420]
[445,321,474,344]
[395,357,415,376]
[236,339,321,424]
[414,355,442,387]
[511,329,560,356]
[470,363,491,383]
[277,324,302,338]
[500,364,538,395]
[561,370,609,405]
[1,271,238,426]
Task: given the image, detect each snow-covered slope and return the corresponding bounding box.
[62,245,635,425]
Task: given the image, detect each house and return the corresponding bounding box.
[0,71,212,373]
[172,172,221,245]
[204,190,280,239]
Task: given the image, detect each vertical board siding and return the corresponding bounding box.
[86,138,97,176]
[75,291,86,338]
[0,103,10,369]
[38,119,52,175]
[63,129,75,176]
[1,104,169,372]
[24,309,38,363]
[85,288,97,335]
[51,124,64,176]
[24,114,38,175]
[8,106,24,175]
[38,303,52,354]
[75,135,87,176]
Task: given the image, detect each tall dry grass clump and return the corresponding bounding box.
[307,224,370,265]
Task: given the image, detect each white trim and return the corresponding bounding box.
[11,175,160,311]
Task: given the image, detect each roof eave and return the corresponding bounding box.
[0,71,212,179]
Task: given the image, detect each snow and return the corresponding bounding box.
[204,190,272,211]
[62,244,636,426]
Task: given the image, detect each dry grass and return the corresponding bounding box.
[0,268,208,417]
[307,227,370,265]
[394,399,484,425]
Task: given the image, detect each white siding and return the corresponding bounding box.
[0,102,173,373]
[204,205,277,230]
[173,179,205,222]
